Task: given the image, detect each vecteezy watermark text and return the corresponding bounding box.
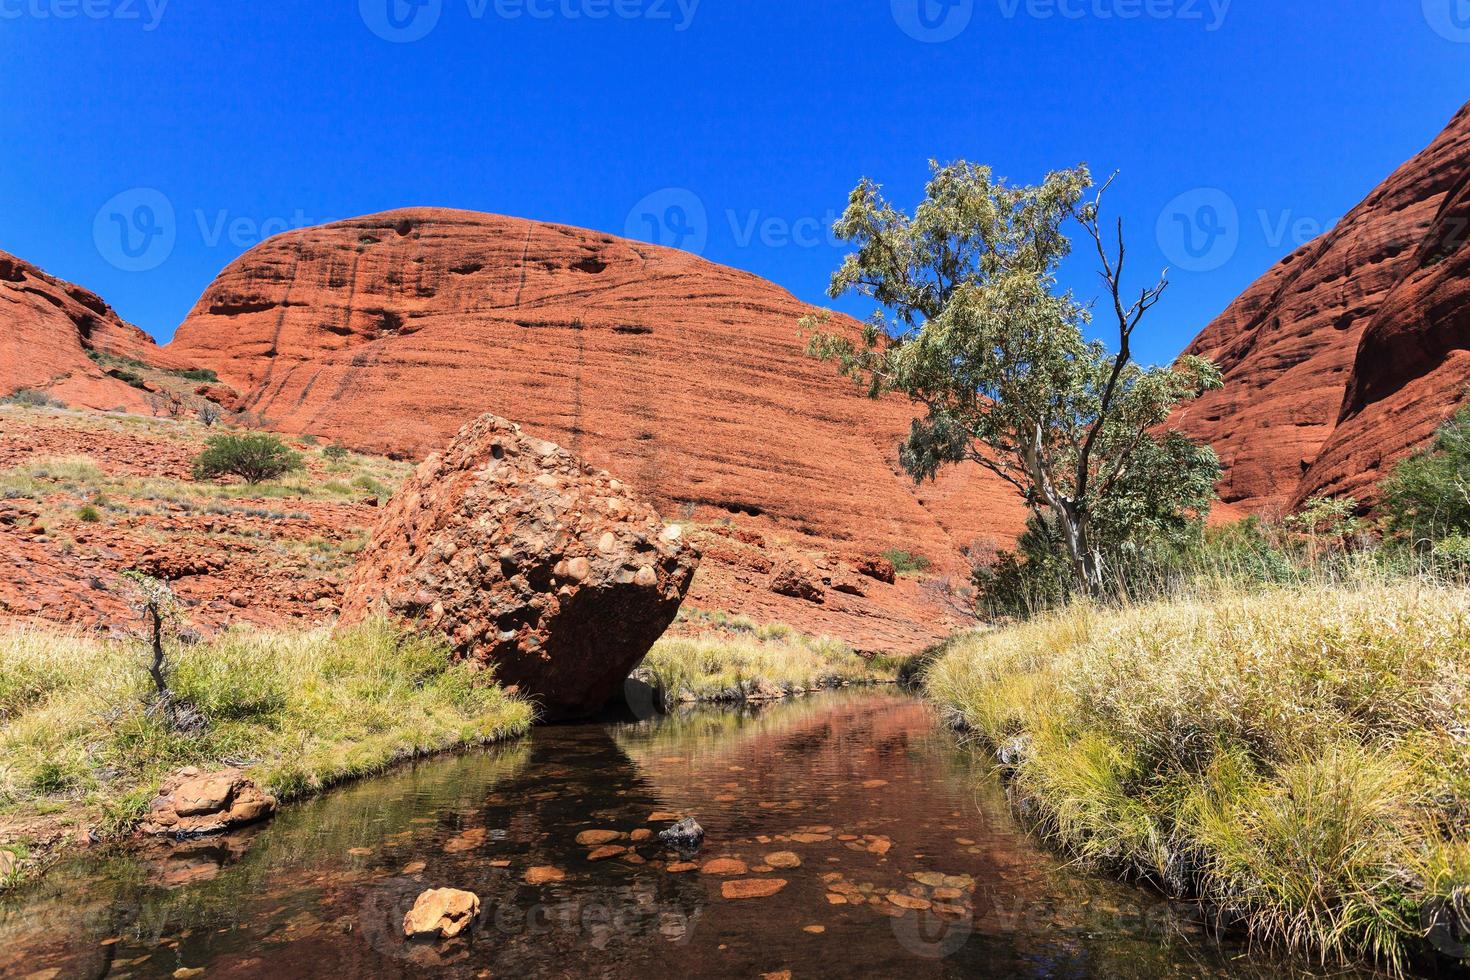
[0,0,167,30]
[360,0,699,43]
[893,0,1230,41]
[625,187,847,257]
[996,0,1231,29]
[1156,185,1464,274]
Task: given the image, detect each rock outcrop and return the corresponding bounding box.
[340,414,701,720]
[137,768,276,837]
[1176,102,1470,512]
[0,250,171,411]
[164,208,1025,568]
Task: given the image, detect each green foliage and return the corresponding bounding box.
[880,548,931,574]
[76,504,101,523]
[176,368,218,383]
[1,389,64,409]
[805,161,1221,595]
[192,433,303,485]
[1383,405,1470,542]
[322,443,350,461]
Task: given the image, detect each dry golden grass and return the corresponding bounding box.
[924,581,1470,972]
[0,620,532,884]
[640,611,896,702]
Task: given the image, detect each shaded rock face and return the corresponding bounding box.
[341,414,700,720]
[138,768,276,837]
[0,250,168,411]
[164,207,1025,571]
[1176,102,1470,511]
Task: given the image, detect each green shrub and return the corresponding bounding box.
[175,368,218,384]
[1383,405,1470,541]
[192,434,303,485]
[881,549,932,575]
[322,443,350,461]
[1,389,64,410]
[76,505,101,523]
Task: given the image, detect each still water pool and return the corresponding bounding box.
[0,692,1373,978]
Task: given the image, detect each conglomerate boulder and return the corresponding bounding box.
[341,414,700,719]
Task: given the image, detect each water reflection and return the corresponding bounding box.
[0,693,1374,979]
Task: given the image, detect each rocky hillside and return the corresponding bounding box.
[164,208,1024,569]
[0,407,978,652]
[1176,102,1470,512]
[0,249,178,412]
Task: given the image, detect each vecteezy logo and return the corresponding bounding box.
[625,188,709,256]
[94,188,176,272]
[360,0,442,43]
[890,908,973,959]
[1156,188,1239,273]
[1424,0,1470,42]
[891,0,974,42]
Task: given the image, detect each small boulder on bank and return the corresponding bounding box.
[403,888,480,940]
[341,414,701,721]
[137,768,276,837]
[770,559,824,604]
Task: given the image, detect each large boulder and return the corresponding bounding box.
[341,414,701,720]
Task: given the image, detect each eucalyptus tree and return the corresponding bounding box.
[804,162,1221,595]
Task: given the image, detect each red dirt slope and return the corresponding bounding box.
[1176,102,1470,512]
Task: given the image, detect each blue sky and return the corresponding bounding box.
[1,0,1465,364]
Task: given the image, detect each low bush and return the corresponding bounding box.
[881,549,931,575]
[1383,405,1470,542]
[1,389,64,409]
[192,433,303,485]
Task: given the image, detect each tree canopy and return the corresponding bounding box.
[804,162,1221,594]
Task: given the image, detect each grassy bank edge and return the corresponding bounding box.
[639,611,903,705]
[918,581,1470,975]
[0,620,535,892]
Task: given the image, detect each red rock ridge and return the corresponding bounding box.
[165,208,1025,570]
[1176,102,1470,512]
[0,250,172,411]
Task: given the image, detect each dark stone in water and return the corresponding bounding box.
[658,817,705,857]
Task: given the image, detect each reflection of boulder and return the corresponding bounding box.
[138,768,276,837]
[137,832,259,888]
[343,414,701,720]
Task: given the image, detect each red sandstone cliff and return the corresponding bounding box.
[164,208,1024,567]
[0,250,169,412]
[1177,102,1470,512]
